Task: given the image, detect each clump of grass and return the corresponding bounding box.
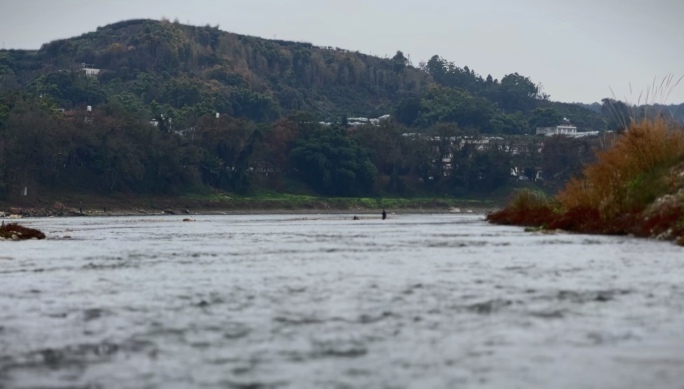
[557,118,684,219]
[487,189,554,227]
[490,117,684,242]
[0,223,46,240]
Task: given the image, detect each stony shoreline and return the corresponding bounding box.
[1,204,494,219]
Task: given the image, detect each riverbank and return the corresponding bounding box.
[488,118,684,245]
[1,192,499,218]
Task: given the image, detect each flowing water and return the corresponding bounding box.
[1,214,683,389]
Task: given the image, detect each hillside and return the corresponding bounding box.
[0,19,433,124]
[1,19,679,206]
[0,19,622,131]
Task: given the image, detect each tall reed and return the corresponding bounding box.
[556,118,684,219]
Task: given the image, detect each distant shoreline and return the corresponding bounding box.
[4,207,493,219]
[1,195,498,218]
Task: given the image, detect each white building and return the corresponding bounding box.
[83,68,101,77]
[80,63,101,77]
[536,118,577,135]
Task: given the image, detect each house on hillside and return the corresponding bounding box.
[80,63,101,77]
[321,114,392,128]
[60,105,95,124]
[536,118,577,135]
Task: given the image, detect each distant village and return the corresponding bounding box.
[51,60,604,188]
[53,99,604,185]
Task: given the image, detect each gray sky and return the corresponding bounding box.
[1,0,683,104]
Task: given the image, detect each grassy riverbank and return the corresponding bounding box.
[184,192,497,211]
[1,191,500,217]
[488,118,684,245]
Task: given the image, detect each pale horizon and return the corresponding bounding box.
[1,0,683,104]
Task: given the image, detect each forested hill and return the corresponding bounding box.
[3,19,683,203]
[0,18,618,133]
[0,18,433,125]
[2,18,683,133]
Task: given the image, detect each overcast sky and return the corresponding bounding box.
[1,0,683,104]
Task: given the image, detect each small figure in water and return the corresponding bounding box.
[382,210,387,220]
[353,216,359,220]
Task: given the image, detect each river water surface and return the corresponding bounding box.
[1,214,683,389]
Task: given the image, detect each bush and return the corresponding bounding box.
[490,118,684,242]
[486,189,554,226]
[557,118,684,218]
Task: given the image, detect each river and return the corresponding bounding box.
[1,213,683,389]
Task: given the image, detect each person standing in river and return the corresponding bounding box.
[382,210,387,220]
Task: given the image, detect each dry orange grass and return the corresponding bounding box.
[486,189,554,226]
[557,118,684,219]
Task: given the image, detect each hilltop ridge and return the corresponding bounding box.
[1,18,432,124]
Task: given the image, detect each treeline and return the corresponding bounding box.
[1,19,682,201]
[0,92,602,201]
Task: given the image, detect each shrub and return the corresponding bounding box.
[486,189,554,226]
[491,118,684,241]
[557,118,684,219]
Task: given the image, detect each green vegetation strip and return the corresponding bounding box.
[183,192,496,211]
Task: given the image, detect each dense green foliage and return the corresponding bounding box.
[1,19,681,203]
[290,127,377,196]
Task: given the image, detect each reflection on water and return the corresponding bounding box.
[1,214,683,389]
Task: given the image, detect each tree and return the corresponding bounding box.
[392,51,408,72]
[353,120,413,194]
[289,127,377,196]
[470,146,512,193]
[1,96,57,199]
[263,118,301,170]
[415,85,493,129]
[194,115,259,193]
[528,108,563,130]
[394,93,422,126]
[32,71,108,108]
[489,112,530,135]
[425,55,447,81]
[498,73,539,113]
[542,101,607,132]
